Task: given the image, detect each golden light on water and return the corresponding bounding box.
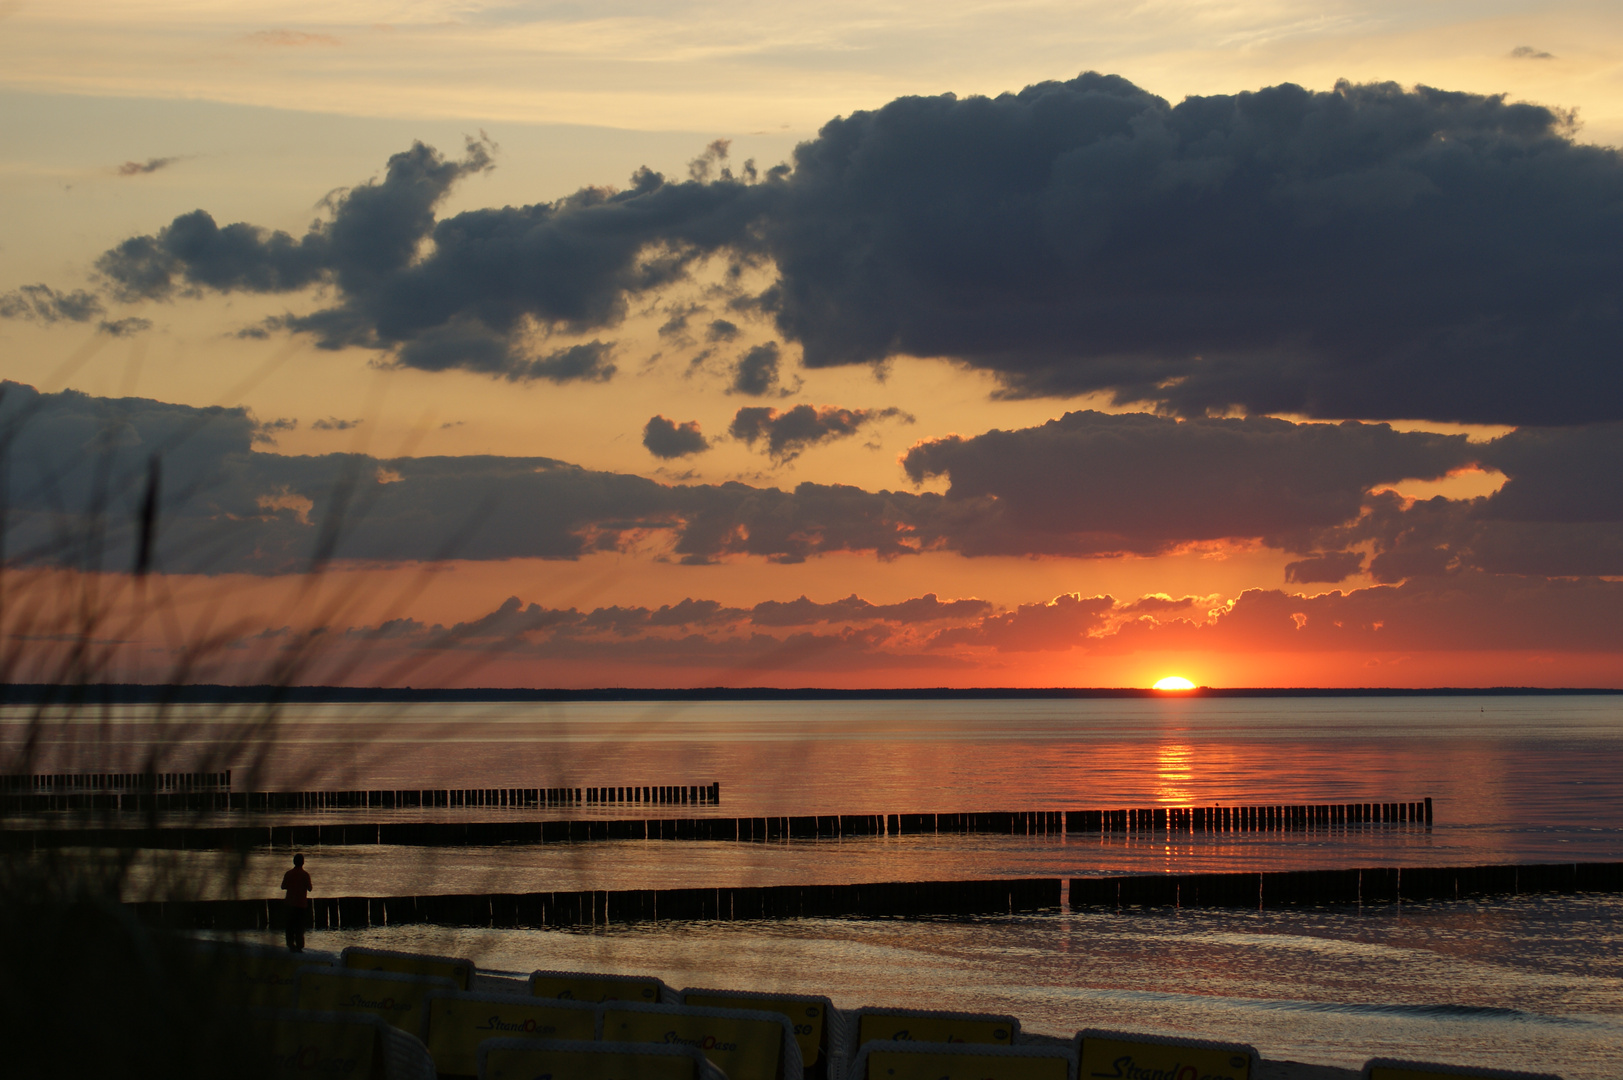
[1153,676,1197,690]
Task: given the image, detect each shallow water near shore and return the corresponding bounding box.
[213,893,1623,1078]
[13,694,1623,1073]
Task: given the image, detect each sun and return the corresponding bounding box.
[1152,676,1197,691]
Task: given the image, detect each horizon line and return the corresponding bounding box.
[2,683,1620,704]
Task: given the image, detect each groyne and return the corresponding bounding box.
[129,877,1064,930]
[1068,861,1623,908]
[0,779,721,813]
[0,800,1431,850]
[124,861,1623,930]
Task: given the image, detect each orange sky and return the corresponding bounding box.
[3,5,1622,688]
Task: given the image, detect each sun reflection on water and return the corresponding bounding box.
[1156,741,1194,805]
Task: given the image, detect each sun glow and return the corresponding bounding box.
[1152,676,1197,691]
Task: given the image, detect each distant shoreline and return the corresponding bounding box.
[2,683,1619,704]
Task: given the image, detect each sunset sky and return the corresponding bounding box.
[2,0,1622,688]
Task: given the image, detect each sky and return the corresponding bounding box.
[2,0,1622,689]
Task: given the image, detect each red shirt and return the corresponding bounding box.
[281,866,312,908]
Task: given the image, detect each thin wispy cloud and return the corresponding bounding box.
[117,156,182,177]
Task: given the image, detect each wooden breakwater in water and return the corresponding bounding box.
[121,862,1623,929]
[0,780,720,813]
[1065,798,1432,831]
[0,801,1435,851]
[1069,861,1623,908]
[3,812,1049,850]
[128,878,1064,931]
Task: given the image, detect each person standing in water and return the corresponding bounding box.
[281,853,313,953]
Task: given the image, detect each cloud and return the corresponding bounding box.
[759,75,1623,425]
[749,592,990,626]
[92,136,767,384]
[688,139,732,182]
[1284,550,1364,584]
[901,411,1475,555]
[1477,423,1623,523]
[929,593,1116,652]
[730,404,910,461]
[289,577,1623,677]
[1313,491,1623,582]
[331,590,992,674]
[117,157,181,177]
[642,415,710,459]
[729,341,785,396]
[7,380,1617,581]
[74,74,1623,424]
[1509,46,1555,60]
[311,417,361,431]
[1291,423,1623,581]
[0,380,950,574]
[1101,575,1623,655]
[252,417,299,445]
[706,319,739,342]
[0,284,103,323]
[97,316,152,337]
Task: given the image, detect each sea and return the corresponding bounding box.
[5,694,1622,1076]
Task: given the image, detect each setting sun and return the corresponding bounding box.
[1152,676,1197,691]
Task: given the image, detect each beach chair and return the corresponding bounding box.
[1361,1059,1563,1080]
[1074,1028,1259,1080]
[848,1039,1076,1080]
[852,1005,1019,1051]
[681,986,837,1079]
[194,940,337,1009]
[477,1037,727,1080]
[297,965,457,1040]
[600,999,805,1080]
[254,1007,436,1080]
[343,945,476,991]
[528,967,674,1004]
[421,988,600,1078]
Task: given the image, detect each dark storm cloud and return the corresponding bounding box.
[642,414,710,459]
[706,319,739,342]
[0,284,104,323]
[901,411,1475,555]
[730,404,910,461]
[80,74,1623,422]
[764,75,1623,424]
[1477,423,1623,523]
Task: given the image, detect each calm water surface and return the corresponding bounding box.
[11,696,1623,1074]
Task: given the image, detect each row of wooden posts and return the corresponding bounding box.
[0,770,233,793]
[0,781,721,813]
[126,861,1623,931]
[1,802,1430,852]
